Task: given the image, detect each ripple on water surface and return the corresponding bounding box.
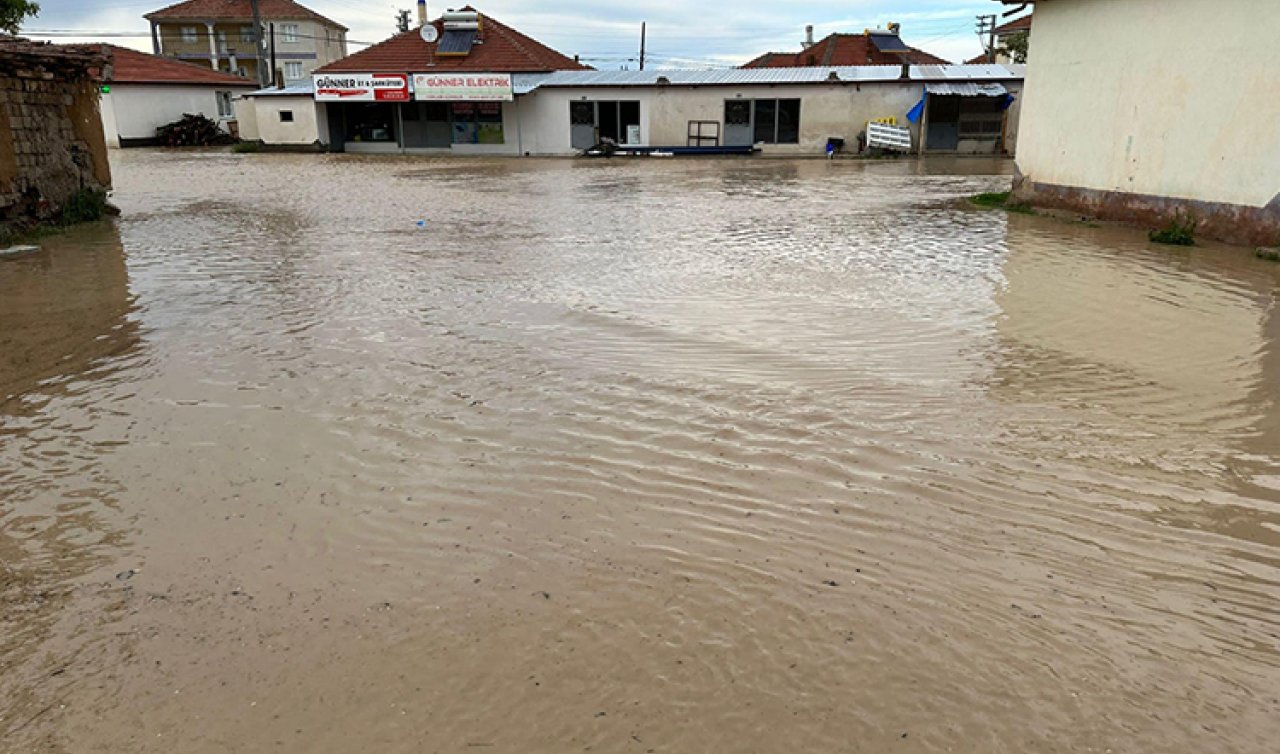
[2,152,1279,753]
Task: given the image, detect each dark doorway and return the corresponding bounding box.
[401,102,451,148]
[568,101,641,149]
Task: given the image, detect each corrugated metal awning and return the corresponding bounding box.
[925,82,1009,97]
[512,64,1025,94]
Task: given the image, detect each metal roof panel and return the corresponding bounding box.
[513,64,1023,93]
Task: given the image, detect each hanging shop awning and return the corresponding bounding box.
[924,82,1009,97]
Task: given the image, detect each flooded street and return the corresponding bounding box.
[3,151,1279,753]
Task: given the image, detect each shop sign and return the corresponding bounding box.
[413,73,513,102]
[313,73,410,102]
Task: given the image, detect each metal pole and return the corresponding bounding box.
[639,22,646,71]
[250,0,269,87]
[976,14,997,64]
[269,23,278,87]
[917,94,929,158]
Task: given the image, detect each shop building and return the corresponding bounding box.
[249,8,1024,158]
[309,7,586,155]
[511,66,1024,157]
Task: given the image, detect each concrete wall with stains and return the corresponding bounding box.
[239,94,326,147]
[1013,0,1280,243]
[516,81,1022,157]
[0,72,111,226]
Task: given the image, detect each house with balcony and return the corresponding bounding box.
[144,0,347,86]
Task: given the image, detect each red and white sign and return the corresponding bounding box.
[312,73,409,102]
[413,72,513,102]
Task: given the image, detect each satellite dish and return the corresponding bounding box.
[420,25,439,43]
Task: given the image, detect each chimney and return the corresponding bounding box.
[802,25,815,49]
[417,0,427,27]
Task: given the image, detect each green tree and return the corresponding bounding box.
[998,30,1029,64]
[0,0,40,35]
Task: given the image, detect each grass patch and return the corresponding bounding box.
[231,141,262,154]
[971,191,1011,208]
[1148,213,1196,246]
[2,188,113,248]
[969,191,1035,214]
[61,188,109,225]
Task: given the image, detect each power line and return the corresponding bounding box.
[22,28,380,47]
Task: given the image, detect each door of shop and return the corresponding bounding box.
[569,101,640,149]
[724,99,753,146]
[401,102,452,149]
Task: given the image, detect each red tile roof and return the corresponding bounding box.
[316,9,589,74]
[743,32,950,69]
[105,44,257,86]
[145,0,347,31]
[995,14,1033,34]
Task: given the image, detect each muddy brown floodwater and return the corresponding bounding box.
[2,151,1279,753]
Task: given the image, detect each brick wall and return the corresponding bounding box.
[0,52,112,227]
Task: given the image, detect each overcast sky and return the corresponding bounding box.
[21,1,1025,67]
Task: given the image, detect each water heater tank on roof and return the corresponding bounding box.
[442,11,480,30]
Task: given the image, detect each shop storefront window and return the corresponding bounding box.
[344,103,397,143]
[450,102,504,144]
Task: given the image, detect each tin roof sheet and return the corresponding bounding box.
[924,82,1009,96]
[245,81,315,96]
[513,64,1024,94]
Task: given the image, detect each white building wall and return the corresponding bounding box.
[102,84,253,143]
[1016,0,1280,208]
[245,96,323,145]
[236,94,261,141]
[100,91,120,148]
[517,82,934,156]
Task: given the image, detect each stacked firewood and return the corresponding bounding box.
[156,114,235,147]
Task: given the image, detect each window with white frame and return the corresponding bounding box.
[282,23,299,43]
[216,91,233,119]
[240,25,256,43]
[284,61,303,81]
[180,26,198,43]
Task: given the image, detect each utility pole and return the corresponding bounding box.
[639,22,646,71]
[396,9,411,33]
[269,22,278,87]
[250,0,269,87]
[976,14,997,63]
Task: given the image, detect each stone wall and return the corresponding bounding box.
[0,39,111,228]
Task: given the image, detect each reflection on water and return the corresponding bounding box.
[0,224,142,741]
[2,151,1278,753]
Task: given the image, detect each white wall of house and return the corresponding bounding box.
[518,83,931,156]
[101,84,253,146]
[240,95,324,145]
[1015,0,1280,208]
